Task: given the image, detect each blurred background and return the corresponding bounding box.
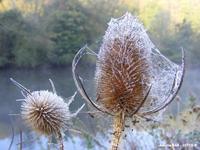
[0,0,200,149]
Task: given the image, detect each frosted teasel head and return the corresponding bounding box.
[72,12,185,149]
[10,78,84,136]
[73,12,185,118]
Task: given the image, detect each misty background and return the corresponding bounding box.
[0,0,200,149]
[0,0,200,68]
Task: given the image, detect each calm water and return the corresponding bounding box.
[0,66,199,149]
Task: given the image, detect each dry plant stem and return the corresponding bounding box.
[111,111,124,150]
[8,117,14,150]
[169,138,175,150]
[162,133,175,150]
[47,136,51,150]
[57,132,64,150]
[19,129,22,150]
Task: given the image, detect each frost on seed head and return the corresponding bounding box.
[11,79,84,136]
[72,12,184,150]
[95,12,183,117]
[98,12,153,62]
[21,90,70,135]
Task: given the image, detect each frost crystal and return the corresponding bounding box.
[21,90,72,135]
[95,12,184,116]
[11,79,84,136]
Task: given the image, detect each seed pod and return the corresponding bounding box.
[95,13,152,116]
[21,90,71,136]
[11,78,84,150]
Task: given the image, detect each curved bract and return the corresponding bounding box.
[72,46,113,115]
[141,49,185,115]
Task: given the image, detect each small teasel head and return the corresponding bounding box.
[10,78,84,137]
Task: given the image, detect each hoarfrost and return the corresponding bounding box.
[95,12,184,116]
[73,12,184,117]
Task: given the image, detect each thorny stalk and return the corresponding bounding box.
[8,117,14,150]
[111,111,124,150]
[47,136,52,150]
[19,128,22,150]
[57,132,64,150]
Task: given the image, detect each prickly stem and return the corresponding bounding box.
[57,132,64,150]
[111,111,124,150]
[19,129,22,150]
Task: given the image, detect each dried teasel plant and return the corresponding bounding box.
[10,78,84,150]
[163,105,200,135]
[72,12,185,150]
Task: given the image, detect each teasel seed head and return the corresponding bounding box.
[11,78,84,136]
[95,12,152,116]
[72,12,185,150]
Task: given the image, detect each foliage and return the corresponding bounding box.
[0,9,23,67]
[45,0,97,66]
[0,0,200,68]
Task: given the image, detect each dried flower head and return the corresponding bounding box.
[21,90,71,135]
[72,12,185,150]
[10,78,84,149]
